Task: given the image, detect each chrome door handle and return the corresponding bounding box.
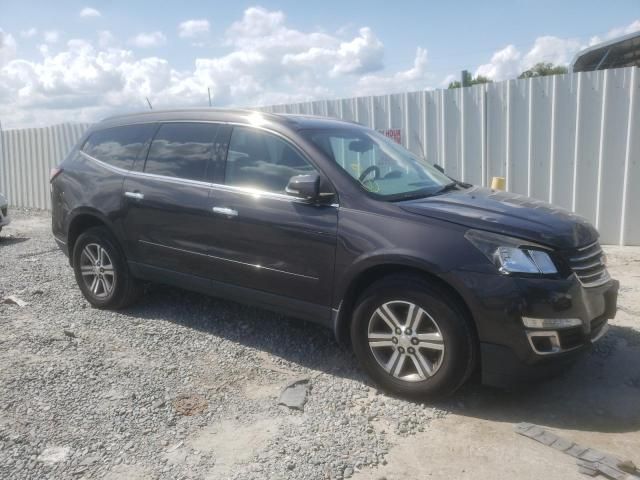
[124,191,144,200]
[212,207,238,218]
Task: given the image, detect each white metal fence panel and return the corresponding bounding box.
[622,68,640,245]
[0,68,638,244]
[0,123,90,210]
[260,67,640,245]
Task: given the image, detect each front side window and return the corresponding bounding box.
[83,124,155,170]
[301,128,452,201]
[225,126,315,193]
[144,123,219,182]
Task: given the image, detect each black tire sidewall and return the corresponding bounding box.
[351,278,475,399]
[72,228,129,309]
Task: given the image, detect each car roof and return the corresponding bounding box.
[98,108,362,131]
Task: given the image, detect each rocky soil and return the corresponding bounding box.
[1,209,639,480]
[0,209,446,480]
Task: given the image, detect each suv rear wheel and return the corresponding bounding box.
[72,226,142,309]
[351,274,477,399]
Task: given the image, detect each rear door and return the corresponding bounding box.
[122,122,228,280]
[76,124,157,248]
[208,126,338,309]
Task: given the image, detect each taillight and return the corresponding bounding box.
[50,167,63,183]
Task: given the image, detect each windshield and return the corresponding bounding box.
[301,127,452,200]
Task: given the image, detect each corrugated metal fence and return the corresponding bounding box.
[0,67,638,244]
[260,67,640,245]
[0,123,91,210]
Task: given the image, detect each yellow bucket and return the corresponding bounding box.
[491,177,506,191]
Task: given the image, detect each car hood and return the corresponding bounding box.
[400,186,598,249]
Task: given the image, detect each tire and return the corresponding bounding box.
[350,274,477,399]
[72,226,142,309]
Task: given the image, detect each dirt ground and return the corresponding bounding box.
[356,245,640,480]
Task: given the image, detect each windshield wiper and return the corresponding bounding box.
[388,181,467,202]
[431,181,459,195]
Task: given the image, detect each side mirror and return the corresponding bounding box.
[434,164,445,174]
[285,174,320,201]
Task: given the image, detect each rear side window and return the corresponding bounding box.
[225,126,315,193]
[144,123,219,182]
[83,124,155,171]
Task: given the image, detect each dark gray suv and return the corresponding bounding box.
[51,109,618,398]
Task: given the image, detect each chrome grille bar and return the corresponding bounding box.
[567,241,609,288]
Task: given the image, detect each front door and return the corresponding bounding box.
[207,125,338,309]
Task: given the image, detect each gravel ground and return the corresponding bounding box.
[1,209,639,480]
[0,209,445,480]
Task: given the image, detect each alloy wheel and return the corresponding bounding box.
[367,300,445,382]
[79,243,116,299]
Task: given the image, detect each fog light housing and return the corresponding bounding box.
[522,317,582,329]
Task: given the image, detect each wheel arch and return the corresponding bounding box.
[66,209,118,266]
[333,261,478,348]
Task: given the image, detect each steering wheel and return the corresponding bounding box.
[383,170,403,179]
[359,165,380,182]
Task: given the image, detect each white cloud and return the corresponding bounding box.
[357,47,430,95]
[590,19,640,45]
[43,30,60,44]
[98,30,115,48]
[80,7,101,18]
[475,37,582,81]
[20,28,37,39]
[475,44,521,81]
[332,27,384,75]
[226,7,336,52]
[178,19,210,38]
[522,36,581,69]
[129,31,166,48]
[0,6,422,127]
[475,18,640,81]
[0,29,17,67]
[282,27,384,76]
[440,73,457,88]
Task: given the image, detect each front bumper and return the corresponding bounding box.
[446,269,619,388]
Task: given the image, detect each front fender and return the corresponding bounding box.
[333,249,446,308]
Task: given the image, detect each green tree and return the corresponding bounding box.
[448,71,493,89]
[518,62,568,79]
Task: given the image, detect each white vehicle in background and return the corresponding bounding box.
[0,193,10,233]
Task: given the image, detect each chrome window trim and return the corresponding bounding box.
[138,239,319,281]
[79,150,339,207]
[84,118,337,188]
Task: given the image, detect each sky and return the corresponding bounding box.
[0,0,639,128]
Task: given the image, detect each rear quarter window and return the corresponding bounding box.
[143,123,219,182]
[83,124,156,171]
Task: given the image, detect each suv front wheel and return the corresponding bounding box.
[72,226,142,309]
[351,274,477,399]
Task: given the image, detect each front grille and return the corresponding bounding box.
[566,241,610,288]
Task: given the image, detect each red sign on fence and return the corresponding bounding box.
[378,128,402,145]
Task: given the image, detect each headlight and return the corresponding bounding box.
[465,229,557,275]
